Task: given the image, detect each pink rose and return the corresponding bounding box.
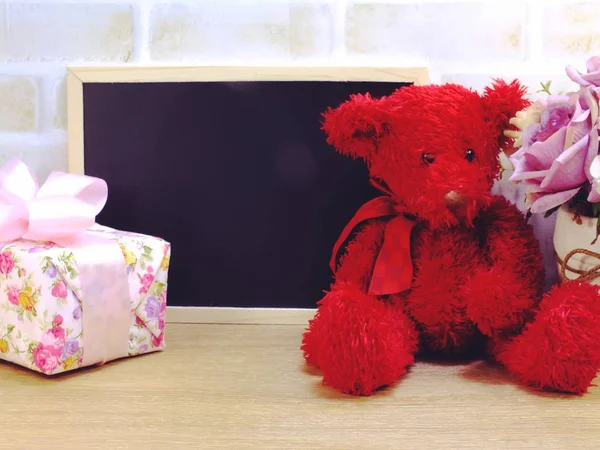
[135,316,145,327]
[6,286,19,305]
[141,273,154,289]
[158,319,165,332]
[160,299,167,314]
[33,344,60,373]
[41,327,66,349]
[151,332,164,348]
[0,251,14,275]
[52,315,63,327]
[51,280,68,299]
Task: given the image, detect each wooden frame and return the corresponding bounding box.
[66,64,430,325]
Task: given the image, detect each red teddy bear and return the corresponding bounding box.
[302,80,600,396]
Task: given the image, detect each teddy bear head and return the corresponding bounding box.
[322,80,529,228]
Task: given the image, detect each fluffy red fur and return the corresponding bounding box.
[494,280,600,394]
[302,81,600,396]
[303,286,419,395]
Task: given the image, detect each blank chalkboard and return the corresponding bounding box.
[80,79,411,308]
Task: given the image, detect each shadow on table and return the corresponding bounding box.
[299,354,581,401]
[458,360,580,400]
[0,352,158,385]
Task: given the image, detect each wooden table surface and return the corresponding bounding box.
[1,323,599,449]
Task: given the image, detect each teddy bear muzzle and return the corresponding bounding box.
[443,190,467,211]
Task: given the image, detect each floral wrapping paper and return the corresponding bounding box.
[0,225,170,375]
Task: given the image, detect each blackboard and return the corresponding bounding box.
[81,80,411,308]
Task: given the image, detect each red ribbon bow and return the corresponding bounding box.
[330,180,418,296]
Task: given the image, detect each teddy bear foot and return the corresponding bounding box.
[494,280,600,395]
[302,286,419,396]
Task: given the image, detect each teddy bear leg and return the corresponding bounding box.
[491,280,600,394]
[301,286,419,396]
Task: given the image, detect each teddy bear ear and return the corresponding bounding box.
[481,79,531,151]
[321,93,392,161]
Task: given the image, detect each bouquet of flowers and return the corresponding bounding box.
[507,56,600,234]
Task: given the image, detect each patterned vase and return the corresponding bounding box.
[554,204,600,285]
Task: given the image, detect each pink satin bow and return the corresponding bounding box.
[0,158,108,246]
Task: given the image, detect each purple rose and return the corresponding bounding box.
[510,86,600,213]
[517,100,575,149]
[139,344,149,353]
[536,102,576,142]
[144,296,160,319]
[45,265,57,278]
[566,56,600,87]
[72,306,81,321]
[62,340,80,359]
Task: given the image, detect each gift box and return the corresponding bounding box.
[0,159,170,375]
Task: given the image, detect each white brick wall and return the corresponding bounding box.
[346,2,526,61]
[0,0,598,181]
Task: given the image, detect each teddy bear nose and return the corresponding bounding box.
[444,191,466,210]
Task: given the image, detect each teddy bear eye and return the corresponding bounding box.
[421,153,436,165]
[465,149,475,163]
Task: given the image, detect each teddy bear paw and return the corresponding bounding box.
[495,280,600,394]
[461,267,537,337]
[302,287,419,396]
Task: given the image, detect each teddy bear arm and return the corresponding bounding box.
[480,196,544,277]
[404,230,484,352]
[461,196,544,337]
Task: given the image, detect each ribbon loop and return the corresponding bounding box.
[0,157,39,203]
[0,158,108,244]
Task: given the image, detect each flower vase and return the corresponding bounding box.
[554,204,600,285]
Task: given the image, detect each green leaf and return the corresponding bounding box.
[6,325,14,333]
[153,282,166,295]
[11,343,24,354]
[537,80,553,95]
[592,203,600,217]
